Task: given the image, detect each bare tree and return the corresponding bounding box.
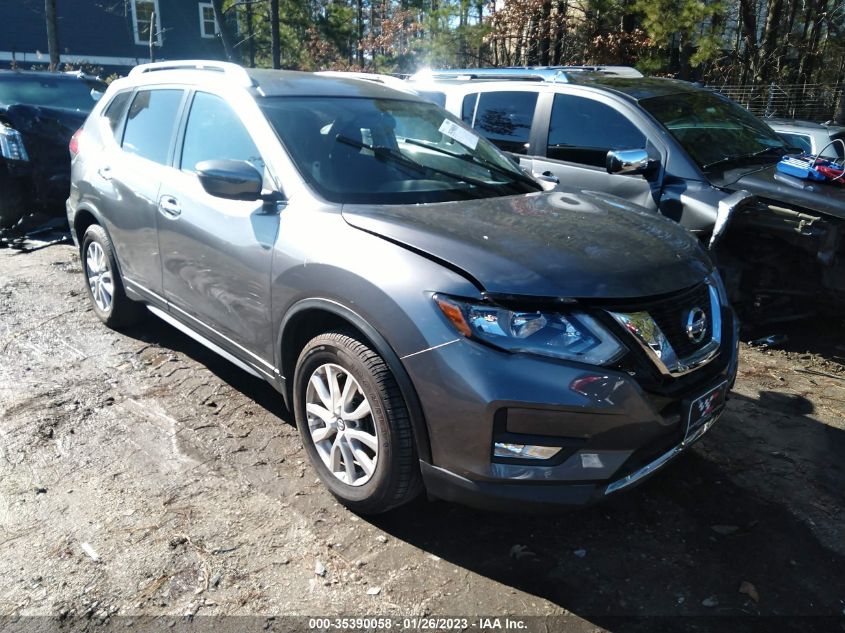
[45,0,60,71]
[211,0,239,62]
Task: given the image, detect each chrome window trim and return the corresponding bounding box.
[608,282,721,377]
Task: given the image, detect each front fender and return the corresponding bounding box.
[278,296,434,463]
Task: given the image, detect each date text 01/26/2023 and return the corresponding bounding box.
[307,617,529,630]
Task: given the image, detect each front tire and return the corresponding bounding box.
[81,224,142,328]
[293,331,421,514]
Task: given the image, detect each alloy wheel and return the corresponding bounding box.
[305,363,379,486]
[85,241,113,313]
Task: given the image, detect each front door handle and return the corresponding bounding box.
[532,171,560,184]
[158,195,182,218]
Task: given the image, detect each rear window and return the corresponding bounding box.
[0,74,105,112]
[121,89,184,165]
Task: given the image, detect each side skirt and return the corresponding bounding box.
[146,304,266,381]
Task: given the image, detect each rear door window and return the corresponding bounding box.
[102,91,132,136]
[179,92,265,174]
[461,91,538,154]
[547,94,646,167]
[121,89,184,165]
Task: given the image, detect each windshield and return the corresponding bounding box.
[259,96,540,204]
[640,90,786,170]
[0,74,106,112]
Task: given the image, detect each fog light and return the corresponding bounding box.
[493,442,561,460]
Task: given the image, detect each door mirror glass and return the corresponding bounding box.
[196,159,263,200]
[606,149,651,175]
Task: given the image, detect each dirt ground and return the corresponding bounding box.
[0,241,843,633]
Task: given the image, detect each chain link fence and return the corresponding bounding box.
[706,82,843,122]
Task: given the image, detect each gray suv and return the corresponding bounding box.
[68,61,739,513]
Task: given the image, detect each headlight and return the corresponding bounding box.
[434,294,625,365]
[0,125,29,161]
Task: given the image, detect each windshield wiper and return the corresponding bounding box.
[401,138,542,192]
[335,134,502,192]
[703,146,786,171]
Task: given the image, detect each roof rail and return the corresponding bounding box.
[452,73,548,82]
[410,66,643,83]
[128,60,254,88]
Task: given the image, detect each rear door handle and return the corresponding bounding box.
[158,195,181,218]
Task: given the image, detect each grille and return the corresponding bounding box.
[603,283,713,360]
[646,284,712,359]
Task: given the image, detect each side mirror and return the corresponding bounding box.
[606,149,652,176]
[196,159,263,201]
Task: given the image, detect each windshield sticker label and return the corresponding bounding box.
[439,119,479,150]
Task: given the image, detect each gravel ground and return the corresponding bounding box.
[0,242,843,632]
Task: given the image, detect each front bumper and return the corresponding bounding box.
[419,403,723,512]
[406,305,739,511]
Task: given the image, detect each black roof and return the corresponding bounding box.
[568,75,708,100]
[247,69,421,100]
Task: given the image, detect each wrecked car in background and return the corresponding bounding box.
[0,70,105,228]
[411,69,845,323]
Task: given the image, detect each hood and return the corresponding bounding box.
[342,190,713,299]
[716,164,845,221]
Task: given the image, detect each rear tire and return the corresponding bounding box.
[81,224,143,328]
[293,331,422,514]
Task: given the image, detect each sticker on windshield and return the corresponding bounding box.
[439,119,479,150]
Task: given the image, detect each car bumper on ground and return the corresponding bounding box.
[407,308,739,511]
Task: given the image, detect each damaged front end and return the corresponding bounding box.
[713,194,845,323]
[0,104,87,229]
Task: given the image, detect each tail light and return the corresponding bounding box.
[69,128,83,156]
[0,124,29,161]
